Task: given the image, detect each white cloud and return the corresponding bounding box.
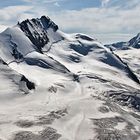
[0,5,32,24]
[49,6,140,34]
[0,0,140,43]
[54,2,60,7]
[95,33,134,44]
[44,4,139,43]
[103,0,140,9]
[101,0,110,7]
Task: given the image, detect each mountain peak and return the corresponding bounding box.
[18,15,58,32]
[18,16,59,52]
[128,32,140,48]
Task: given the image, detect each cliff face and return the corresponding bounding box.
[19,16,58,52]
[128,33,140,48]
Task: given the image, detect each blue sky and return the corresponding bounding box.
[0,0,101,10]
[0,0,140,43]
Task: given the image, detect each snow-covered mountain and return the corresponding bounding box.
[0,16,140,140]
[129,33,140,48]
[106,33,140,50]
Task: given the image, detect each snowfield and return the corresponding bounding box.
[0,16,140,140]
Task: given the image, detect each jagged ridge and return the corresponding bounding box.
[18,16,59,53]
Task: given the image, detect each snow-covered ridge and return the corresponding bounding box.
[106,33,140,50]
[129,33,140,48]
[0,59,35,94]
[0,16,139,87]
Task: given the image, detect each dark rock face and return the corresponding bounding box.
[10,38,23,60]
[18,16,58,52]
[21,75,35,90]
[40,16,58,32]
[128,33,140,48]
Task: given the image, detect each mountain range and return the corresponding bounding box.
[0,16,140,140]
[106,33,140,50]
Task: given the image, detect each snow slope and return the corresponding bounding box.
[116,48,140,79]
[0,16,140,140]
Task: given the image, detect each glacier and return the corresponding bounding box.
[0,16,140,140]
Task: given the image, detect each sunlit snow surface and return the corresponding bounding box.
[0,21,140,140]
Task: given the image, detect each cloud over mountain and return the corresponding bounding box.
[0,0,140,43]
